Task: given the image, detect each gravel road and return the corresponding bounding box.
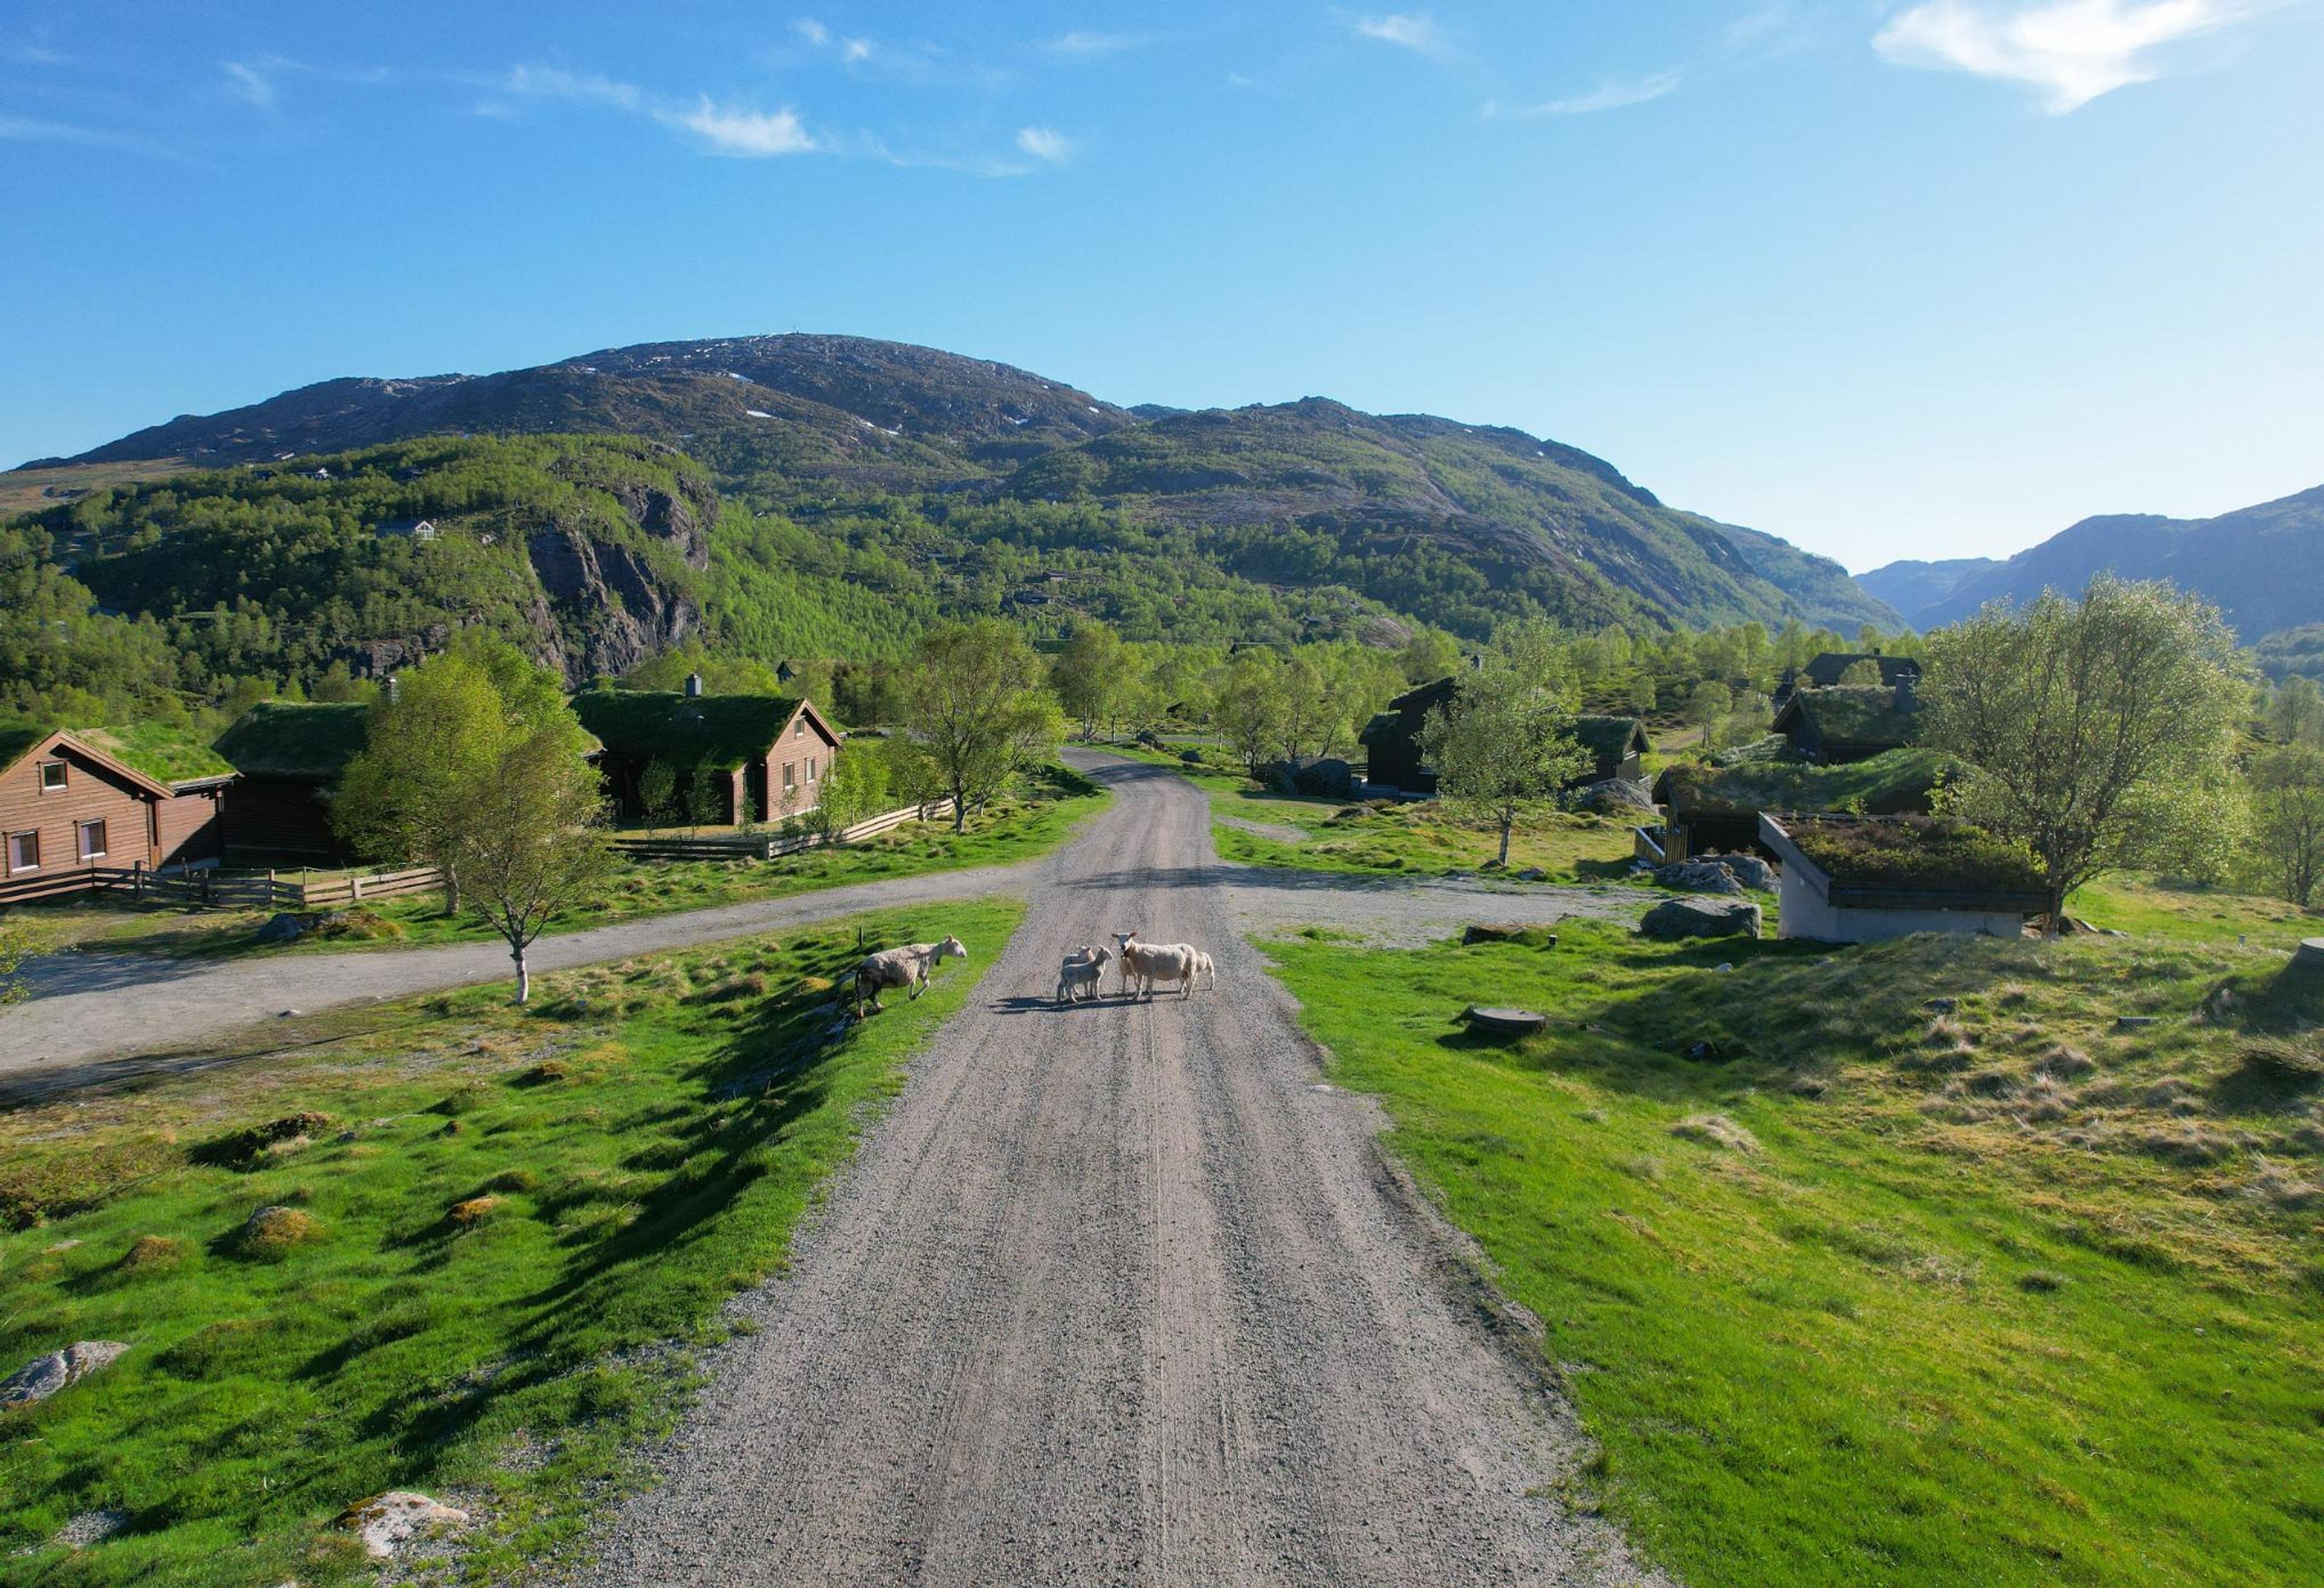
[573,755,1661,1587]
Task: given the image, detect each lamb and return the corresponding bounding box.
[1112,931,1208,1000]
[853,935,968,1017]
[1057,943,1114,1004]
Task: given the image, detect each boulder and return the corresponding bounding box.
[1463,922,1558,947]
[1516,867,1549,881]
[1652,861,1745,896]
[1699,852,1777,891]
[1178,747,1203,765]
[1640,896,1762,940]
[1292,758,1356,798]
[340,1492,470,1560]
[1571,777,1656,814]
[1,1341,130,1411]
[254,912,305,945]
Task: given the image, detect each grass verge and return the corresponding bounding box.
[0,896,1025,1585]
[2,766,1100,960]
[1264,920,2324,1588]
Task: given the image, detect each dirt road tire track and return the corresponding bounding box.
[574,754,1664,1587]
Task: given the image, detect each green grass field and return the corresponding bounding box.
[0,897,1025,1586]
[1,767,1103,962]
[1264,920,2324,1588]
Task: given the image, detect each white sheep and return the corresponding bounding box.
[1057,943,1114,1004]
[854,936,968,1017]
[1112,931,1207,1000]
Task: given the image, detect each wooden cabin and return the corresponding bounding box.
[213,701,376,862]
[1772,652,1922,709]
[0,725,235,899]
[1773,684,1923,764]
[574,689,842,826]
[1567,715,1650,786]
[1358,678,1457,795]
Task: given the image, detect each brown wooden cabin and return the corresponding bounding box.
[212,701,375,862]
[0,726,233,897]
[1566,715,1650,787]
[574,688,842,825]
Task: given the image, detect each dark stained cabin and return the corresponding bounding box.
[213,701,376,862]
[574,690,842,825]
[1773,684,1923,764]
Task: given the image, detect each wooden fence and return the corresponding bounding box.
[611,798,955,864]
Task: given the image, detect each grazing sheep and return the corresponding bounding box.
[1057,943,1114,1004]
[1113,931,1206,1000]
[854,936,968,1017]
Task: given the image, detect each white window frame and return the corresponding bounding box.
[77,818,107,861]
[38,760,67,793]
[782,762,796,790]
[807,756,818,785]
[7,830,39,873]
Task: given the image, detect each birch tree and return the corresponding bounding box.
[902,621,1061,833]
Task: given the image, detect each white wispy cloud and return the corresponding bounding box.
[1016,125,1071,163]
[1874,0,2266,113]
[794,16,875,65]
[1043,30,1147,57]
[497,64,640,109]
[1355,13,1451,56]
[222,61,277,109]
[1506,69,1685,116]
[661,99,816,156]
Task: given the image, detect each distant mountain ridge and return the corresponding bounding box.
[20,332,1899,637]
[1868,486,2324,638]
[1854,557,1998,622]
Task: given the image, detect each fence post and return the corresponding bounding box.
[134,861,146,901]
[351,874,363,904]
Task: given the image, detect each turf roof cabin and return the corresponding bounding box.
[1773,683,1924,764]
[1759,812,2048,942]
[574,686,841,826]
[1649,747,1950,862]
[1771,651,1922,710]
[212,701,375,862]
[0,724,236,897]
[1359,676,1646,795]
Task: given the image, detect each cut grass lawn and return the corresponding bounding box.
[0,896,1025,1586]
[1,766,1102,962]
[1265,920,2324,1588]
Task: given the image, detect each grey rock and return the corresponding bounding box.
[1292,757,1356,798]
[341,1491,470,1560]
[1517,867,1549,881]
[1640,896,1762,940]
[1,1341,130,1411]
[254,912,304,944]
[1699,852,1777,890]
[1651,861,1745,896]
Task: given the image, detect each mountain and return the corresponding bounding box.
[1856,557,1998,623]
[13,333,1899,668]
[1899,486,2324,637]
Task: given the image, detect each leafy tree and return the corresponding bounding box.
[1419,664,1590,866]
[2250,745,2324,907]
[1399,629,1462,684]
[2266,675,2324,746]
[1923,577,2248,928]
[335,637,565,913]
[901,621,1061,833]
[460,717,615,1003]
[1050,621,1126,740]
[1836,658,1886,687]
[1682,681,1733,743]
[638,758,680,828]
[684,760,727,836]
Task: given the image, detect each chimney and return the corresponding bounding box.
[684,673,704,698]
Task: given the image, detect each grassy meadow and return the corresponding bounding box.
[0,897,1023,1586]
[1264,917,2324,1587]
[0,766,1101,962]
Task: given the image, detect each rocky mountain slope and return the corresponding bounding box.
[20,334,1897,638]
[1854,557,1998,623]
[1885,485,2324,638]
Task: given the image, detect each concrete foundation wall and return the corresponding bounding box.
[1777,869,2024,943]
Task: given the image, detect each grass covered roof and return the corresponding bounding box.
[1569,715,1647,762]
[214,702,375,781]
[1778,815,2046,896]
[1779,686,1923,751]
[1658,746,1953,818]
[573,691,807,771]
[74,723,236,786]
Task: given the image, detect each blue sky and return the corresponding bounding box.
[2,2,2318,572]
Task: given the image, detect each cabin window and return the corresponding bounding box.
[38,761,67,793]
[782,763,796,790]
[6,832,37,873]
[807,756,818,784]
[794,720,806,738]
[77,819,107,861]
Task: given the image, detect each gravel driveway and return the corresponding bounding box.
[571,755,1661,1587]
